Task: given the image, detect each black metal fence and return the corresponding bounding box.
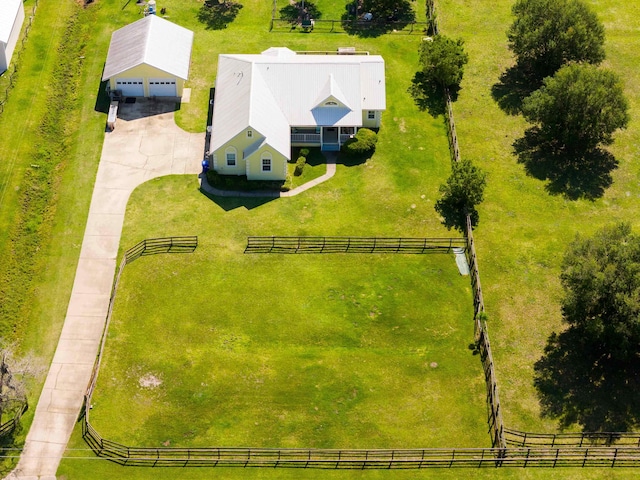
[0,0,39,115]
[245,236,466,254]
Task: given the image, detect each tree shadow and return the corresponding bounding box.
[279,1,322,23]
[341,0,415,38]
[534,326,640,433]
[197,1,243,30]
[513,129,618,200]
[408,71,459,117]
[491,62,542,115]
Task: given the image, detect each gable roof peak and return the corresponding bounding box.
[313,74,352,110]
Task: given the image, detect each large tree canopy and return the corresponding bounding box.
[434,159,486,232]
[534,223,640,432]
[508,0,605,80]
[521,64,629,156]
[418,35,469,89]
[360,0,415,23]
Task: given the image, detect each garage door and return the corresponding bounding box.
[115,78,144,97]
[148,78,177,97]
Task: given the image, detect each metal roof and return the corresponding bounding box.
[102,15,193,81]
[0,0,22,44]
[211,48,385,158]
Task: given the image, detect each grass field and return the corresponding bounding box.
[90,247,485,449]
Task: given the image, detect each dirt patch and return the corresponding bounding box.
[139,373,162,388]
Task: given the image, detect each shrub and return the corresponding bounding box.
[341,128,378,156]
[299,148,310,158]
[294,156,307,176]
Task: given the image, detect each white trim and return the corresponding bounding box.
[225,147,237,166]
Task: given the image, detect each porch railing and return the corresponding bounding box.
[291,134,321,143]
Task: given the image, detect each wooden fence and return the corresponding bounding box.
[85,236,198,400]
[505,429,640,448]
[245,236,466,254]
[81,413,640,468]
[270,18,431,35]
[0,0,39,115]
[0,402,28,439]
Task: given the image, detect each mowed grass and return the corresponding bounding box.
[90,247,484,449]
[437,0,640,434]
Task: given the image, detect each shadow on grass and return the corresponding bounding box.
[408,71,459,117]
[513,129,618,200]
[491,63,542,116]
[94,79,110,114]
[199,187,277,211]
[197,1,243,30]
[534,326,640,433]
[341,0,415,38]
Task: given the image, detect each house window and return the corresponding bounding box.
[368,110,376,119]
[225,147,237,166]
[325,101,338,106]
[262,153,272,172]
[247,130,253,138]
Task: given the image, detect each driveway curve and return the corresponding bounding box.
[10,100,204,479]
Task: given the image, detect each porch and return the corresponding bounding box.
[291,126,355,152]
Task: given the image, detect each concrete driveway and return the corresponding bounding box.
[10,100,204,479]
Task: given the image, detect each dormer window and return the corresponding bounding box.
[324,101,338,106]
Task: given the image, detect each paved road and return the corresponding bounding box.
[9,100,204,479]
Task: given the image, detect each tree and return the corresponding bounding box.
[534,223,640,432]
[434,159,486,232]
[279,1,322,24]
[521,64,629,156]
[507,0,606,80]
[360,0,415,23]
[0,349,27,425]
[198,1,243,30]
[418,35,469,89]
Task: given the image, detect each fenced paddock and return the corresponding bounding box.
[245,236,466,254]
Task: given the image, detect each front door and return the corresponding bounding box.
[322,127,339,151]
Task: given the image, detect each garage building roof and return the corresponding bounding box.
[0,0,23,44]
[102,15,193,81]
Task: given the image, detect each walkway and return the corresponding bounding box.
[199,152,337,198]
[10,100,204,479]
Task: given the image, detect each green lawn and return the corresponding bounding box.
[90,246,484,449]
[435,0,640,433]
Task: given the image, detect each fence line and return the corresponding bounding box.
[270,18,431,35]
[80,415,640,468]
[245,236,466,254]
[85,237,198,400]
[0,0,39,116]
[505,429,640,448]
[0,402,28,439]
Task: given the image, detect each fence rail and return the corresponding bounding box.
[85,236,198,400]
[0,0,39,115]
[245,236,466,254]
[505,429,640,448]
[124,236,198,263]
[0,402,28,438]
[80,413,640,468]
[270,18,431,35]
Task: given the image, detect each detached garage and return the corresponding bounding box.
[0,0,25,74]
[102,15,193,98]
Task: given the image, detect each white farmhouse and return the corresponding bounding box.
[210,47,386,181]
